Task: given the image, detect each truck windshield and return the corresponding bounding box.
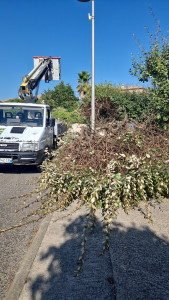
[0,106,44,127]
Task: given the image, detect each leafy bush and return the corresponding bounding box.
[82,82,121,104]
[52,107,85,124]
[116,90,154,122]
[81,82,152,124]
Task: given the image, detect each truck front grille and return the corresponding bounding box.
[0,143,19,151]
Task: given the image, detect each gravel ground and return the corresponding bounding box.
[0,165,42,299]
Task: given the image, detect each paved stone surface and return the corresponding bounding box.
[109,199,169,300]
[18,202,115,300]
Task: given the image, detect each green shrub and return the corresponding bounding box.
[52,107,85,124]
[81,82,152,123]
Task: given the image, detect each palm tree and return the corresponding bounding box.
[77,71,91,99]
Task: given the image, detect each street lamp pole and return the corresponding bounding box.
[77,0,95,131]
[91,0,95,131]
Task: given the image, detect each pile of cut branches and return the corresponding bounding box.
[39,124,169,216]
[52,124,168,174]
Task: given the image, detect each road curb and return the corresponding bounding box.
[5,214,52,300]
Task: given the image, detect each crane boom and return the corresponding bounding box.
[19,56,61,103]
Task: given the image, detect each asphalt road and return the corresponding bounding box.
[0,165,42,299]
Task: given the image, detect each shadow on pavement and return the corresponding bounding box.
[0,164,41,174]
[29,215,115,300]
[109,221,169,300]
[28,214,169,300]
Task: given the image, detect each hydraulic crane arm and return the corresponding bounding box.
[19,56,61,103]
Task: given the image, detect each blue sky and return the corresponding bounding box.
[0,0,169,101]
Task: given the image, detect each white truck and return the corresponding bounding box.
[0,56,66,165]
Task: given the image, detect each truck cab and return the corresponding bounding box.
[0,56,65,165]
[0,102,56,165]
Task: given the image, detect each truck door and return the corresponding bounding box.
[45,108,53,148]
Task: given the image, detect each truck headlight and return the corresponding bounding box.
[20,143,39,151]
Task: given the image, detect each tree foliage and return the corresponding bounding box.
[42,81,78,111]
[130,10,169,128]
[76,71,91,98]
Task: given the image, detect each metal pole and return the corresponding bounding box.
[91,0,95,131]
[77,0,95,130]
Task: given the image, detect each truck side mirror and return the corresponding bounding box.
[49,117,55,127]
